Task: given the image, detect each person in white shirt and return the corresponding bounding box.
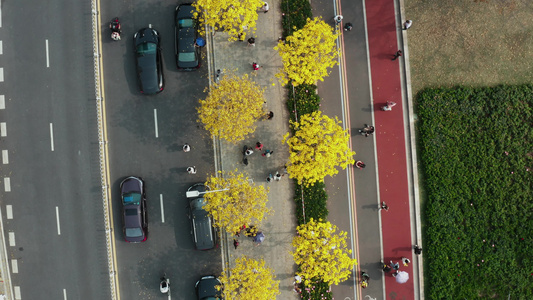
[403,20,413,30]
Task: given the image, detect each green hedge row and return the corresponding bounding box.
[281,2,333,299]
[417,85,533,298]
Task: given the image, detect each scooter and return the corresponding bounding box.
[109,17,122,41]
[160,275,170,294]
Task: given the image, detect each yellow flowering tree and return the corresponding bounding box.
[197,73,265,144]
[283,111,355,186]
[193,0,264,41]
[275,17,339,86]
[292,218,357,285]
[204,170,271,234]
[218,256,280,300]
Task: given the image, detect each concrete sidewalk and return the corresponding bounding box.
[209,2,300,298]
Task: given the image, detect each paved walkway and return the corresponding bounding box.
[365,0,421,298]
[209,2,300,299]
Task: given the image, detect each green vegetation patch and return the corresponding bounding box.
[417,85,532,298]
[294,182,329,226]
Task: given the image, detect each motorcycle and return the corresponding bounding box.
[160,275,170,294]
[109,17,122,41]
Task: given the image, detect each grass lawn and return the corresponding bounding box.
[405,0,533,297]
[405,0,533,96]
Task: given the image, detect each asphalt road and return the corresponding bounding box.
[101,0,221,299]
[312,0,384,299]
[0,0,110,299]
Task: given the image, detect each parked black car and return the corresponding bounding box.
[120,176,147,243]
[187,183,217,250]
[175,3,201,70]
[133,26,164,94]
[196,275,223,300]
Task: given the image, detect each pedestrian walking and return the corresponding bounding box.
[334,15,343,24]
[262,149,273,157]
[355,161,366,169]
[359,124,375,137]
[233,239,239,249]
[379,201,389,211]
[266,173,273,182]
[267,111,274,119]
[261,2,269,13]
[282,165,288,177]
[344,22,353,31]
[187,166,197,174]
[243,146,254,156]
[274,171,282,181]
[252,62,260,70]
[392,50,402,61]
[392,270,399,277]
[247,37,255,47]
[381,101,397,111]
[360,271,370,288]
[402,257,411,267]
[183,143,191,152]
[403,20,413,30]
[255,142,263,151]
[194,37,206,47]
[382,262,391,272]
[390,261,400,271]
[414,245,423,255]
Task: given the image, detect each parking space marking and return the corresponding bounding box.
[2,150,8,164]
[6,205,12,219]
[56,206,61,235]
[8,232,15,246]
[46,39,50,68]
[14,286,21,300]
[0,95,5,109]
[154,109,159,138]
[4,177,10,192]
[50,123,55,151]
[160,194,165,223]
[11,259,18,273]
[1,122,6,136]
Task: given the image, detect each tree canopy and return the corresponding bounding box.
[275,17,339,86]
[204,170,271,234]
[292,218,357,285]
[218,256,280,300]
[197,73,265,143]
[283,111,355,186]
[193,0,264,41]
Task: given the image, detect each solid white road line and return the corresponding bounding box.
[8,232,15,246]
[160,194,165,223]
[14,286,21,300]
[4,177,10,192]
[63,288,67,300]
[0,95,5,109]
[50,123,55,151]
[0,122,5,136]
[6,205,12,219]
[56,206,61,235]
[2,150,8,164]
[0,41,3,55]
[11,259,18,273]
[154,109,159,138]
[46,39,50,68]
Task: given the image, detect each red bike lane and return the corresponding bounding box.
[365,0,415,298]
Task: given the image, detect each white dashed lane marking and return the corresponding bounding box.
[4,177,10,192]
[6,205,13,219]
[2,150,8,164]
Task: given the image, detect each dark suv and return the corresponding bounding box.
[175,3,201,70]
[187,183,217,250]
[133,26,164,94]
[120,176,147,243]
